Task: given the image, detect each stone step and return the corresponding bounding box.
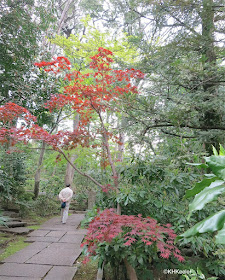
[69,203,87,211]
[1,205,20,212]
[2,221,27,228]
[74,210,87,214]
[0,248,5,255]
[0,227,33,235]
[2,211,20,218]
[8,218,22,222]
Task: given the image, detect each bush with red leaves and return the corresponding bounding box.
[81,208,184,268]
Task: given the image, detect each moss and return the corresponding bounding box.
[0,214,59,261]
[73,256,98,280]
[0,235,29,261]
[0,233,12,248]
[27,225,41,230]
[26,214,59,226]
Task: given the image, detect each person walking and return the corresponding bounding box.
[59,184,73,224]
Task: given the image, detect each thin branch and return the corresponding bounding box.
[125,2,153,21]
[161,129,196,138]
[144,123,225,131]
[23,147,55,150]
[162,6,200,36]
[123,109,225,131]
[58,147,103,188]
[49,109,63,133]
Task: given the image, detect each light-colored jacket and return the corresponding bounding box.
[59,187,73,203]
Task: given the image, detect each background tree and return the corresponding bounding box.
[0,0,59,201]
[0,0,56,106]
[47,17,139,202]
[94,0,225,155]
[0,48,145,279]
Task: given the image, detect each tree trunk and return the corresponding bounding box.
[117,120,138,279]
[117,116,126,214]
[64,114,79,186]
[33,110,61,199]
[96,261,105,280]
[88,189,96,209]
[96,267,104,280]
[34,141,46,199]
[124,258,138,280]
[201,0,221,153]
[33,0,70,198]
[118,118,125,162]
[100,116,121,214]
[51,0,73,54]
[65,154,77,185]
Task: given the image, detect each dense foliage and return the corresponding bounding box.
[181,145,225,244]
[0,0,224,279]
[81,208,184,278]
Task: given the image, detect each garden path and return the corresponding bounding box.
[0,213,87,280]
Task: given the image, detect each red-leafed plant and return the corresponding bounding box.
[0,48,144,194]
[81,208,184,275]
[0,48,185,279]
[34,47,144,212]
[40,47,143,127]
[0,102,37,127]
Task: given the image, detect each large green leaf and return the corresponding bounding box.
[212,146,219,156]
[189,180,225,215]
[186,162,208,169]
[219,144,225,156]
[181,210,225,238]
[204,156,225,180]
[215,224,225,244]
[184,176,217,199]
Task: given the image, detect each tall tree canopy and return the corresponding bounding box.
[94,0,225,154]
[0,0,56,114]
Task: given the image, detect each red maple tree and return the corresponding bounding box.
[0,49,184,278]
[0,47,144,191]
[81,208,185,264]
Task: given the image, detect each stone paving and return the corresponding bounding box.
[0,213,87,280]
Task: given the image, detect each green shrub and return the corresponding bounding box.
[19,195,60,217]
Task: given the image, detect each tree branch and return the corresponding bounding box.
[161,129,196,138]
[123,109,225,131]
[58,147,103,188]
[144,123,225,131]
[161,6,200,36]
